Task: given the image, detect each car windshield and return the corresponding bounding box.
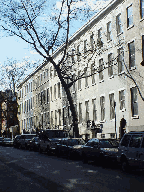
[99,140,115,148]
[109,139,119,147]
[25,135,36,139]
[4,138,11,141]
[68,139,85,146]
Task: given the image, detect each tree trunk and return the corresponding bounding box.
[49,59,79,138]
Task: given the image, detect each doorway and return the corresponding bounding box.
[120,118,126,139]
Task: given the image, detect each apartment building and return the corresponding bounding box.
[17,0,144,140]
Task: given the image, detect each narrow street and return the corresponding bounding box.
[0,146,144,192]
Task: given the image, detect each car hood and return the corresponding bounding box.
[72,145,84,149]
[100,148,118,152]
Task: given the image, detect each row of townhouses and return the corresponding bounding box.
[17,0,144,140]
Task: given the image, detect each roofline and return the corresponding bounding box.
[17,0,124,89]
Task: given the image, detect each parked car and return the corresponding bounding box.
[0,137,4,145]
[13,135,21,148]
[56,138,86,159]
[38,129,67,154]
[18,134,36,149]
[2,138,13,146]
[117,131,144,172]
[81,138,119,165]
[29,137,40,151]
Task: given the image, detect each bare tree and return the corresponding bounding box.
[0,58,37,94]
[0,0,102,137]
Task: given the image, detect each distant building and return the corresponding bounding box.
[0,90,19,137]
[17,0,144,140]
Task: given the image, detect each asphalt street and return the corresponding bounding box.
[0,146,144,192]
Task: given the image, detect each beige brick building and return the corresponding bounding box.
[17,0,144,140]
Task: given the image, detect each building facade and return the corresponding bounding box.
[17,0,144,140]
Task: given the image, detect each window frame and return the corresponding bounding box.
[127,5,133,28]
[131,87,138,117]
[128,41,135,69]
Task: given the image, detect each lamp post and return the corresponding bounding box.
[114,101,117,139]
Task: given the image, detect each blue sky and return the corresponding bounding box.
[0,0,111,90]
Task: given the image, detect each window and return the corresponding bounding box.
[118,48,124,74]
[79,103,82,123]
[27,100,28,112]
[41,92,43,105]
[77,45,81,61]
[109,93,115,120]
[107,21,112,41]
[43,90,46,103]
[68,106,72,125]
[92,99,97,121]
[40,74,43,82]
[55,110,57,126]
[71,49,75,63]
[31,97,32,109]
[119,90,125,110]
[31,82,32,92]
[116,14,122,34]
[142,35,144,60]
[84,40,87,54]
[33,96,34,108]
[129,135,142,148]
[131,87,138,117]
[46,69,48,78]
[108,53,113,77]
[78,71,81,90]
[50,66,53,79]
[58,109,61,126]
[50,87,52,101]
[128,41,135,68]
[85,101,89,122]
[51,111,53,126]
[58,83,61,98]
[72,74,76,91]
[91,63,96,84]
[140,0,144,19]
[99,59,104,81]
[121,135,131,147]
[29,83,30,92]
[127,5,133,28]
[98,28,102,41]
[85,69,88,87]
[54,84,56,99]
[90,33,94,51]
[43,71,45,79]
[100,96,105,121]
[54,68,56,77]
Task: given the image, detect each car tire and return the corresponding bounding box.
[47,147,51,155]
[82,153,88,164]
[121,159,129,172]
[67,151,72,160]
[39,146,42,153]
[56,149,60,157]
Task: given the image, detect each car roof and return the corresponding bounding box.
[126,131,144,134]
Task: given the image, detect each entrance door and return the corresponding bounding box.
[120,118,126,139]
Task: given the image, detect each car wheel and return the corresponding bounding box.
[39,146,42,153]
[82,153,88,164]
[56,149,60,157]
[121,159,129,172]
[47,147,51,155]
[67,151,72,160]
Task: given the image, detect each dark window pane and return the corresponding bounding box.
[121,135,131,147]
[129,135,142,148]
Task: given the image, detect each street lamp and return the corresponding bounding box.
[114,101,117,139]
